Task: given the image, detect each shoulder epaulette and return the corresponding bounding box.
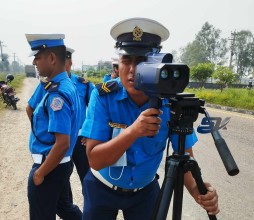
[47,82,60,92]
[43,82,71,115]
[96,81,119,95]
[78,77,89,84]
[40,78,52,90]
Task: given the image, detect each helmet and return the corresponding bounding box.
[6,74,14,82]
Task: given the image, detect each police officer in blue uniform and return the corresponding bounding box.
[102,60,119,82]
[25,34,82,220]
[102,72,111,82]
[80,18,220,220]
[27,47,94,183]
[65,47,94,183]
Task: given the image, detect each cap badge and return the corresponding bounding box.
[133,26,143,41]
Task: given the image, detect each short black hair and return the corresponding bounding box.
[45,46,66,65]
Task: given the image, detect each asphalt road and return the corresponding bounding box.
[157,107,254,220]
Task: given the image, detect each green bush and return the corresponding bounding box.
[185,88,254,110]
[87,77,103,84]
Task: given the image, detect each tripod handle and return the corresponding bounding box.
[148,97,162,138]
[190,161,217,220]
[212,130,239,176]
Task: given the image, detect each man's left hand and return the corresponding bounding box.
[195,182,220,215]
[33,169,44,186]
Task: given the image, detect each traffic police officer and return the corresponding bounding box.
[25,34,82,220]
[102,60,119,82]
[65,47,94,184]
[80,18,219,220]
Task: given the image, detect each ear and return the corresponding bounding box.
[49,52,57,65]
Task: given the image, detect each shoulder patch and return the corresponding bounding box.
[96,81,119,95]
[50,97,64,111]
[78,77,89,84]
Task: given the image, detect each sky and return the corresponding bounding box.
[1,0,254,69]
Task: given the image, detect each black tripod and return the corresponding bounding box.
[150,94,239,220]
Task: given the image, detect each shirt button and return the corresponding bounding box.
[129,182,133,186]
[132,167,135,170]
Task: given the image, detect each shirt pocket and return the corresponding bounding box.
[141,127,168,156]
[32,111,55,144]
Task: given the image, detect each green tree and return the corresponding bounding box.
[196,22,228,65]
[212,66,235,92]
[190,63,214,88]
[233,30,254,80]
[180,22,228,66]
[180,41,207,66]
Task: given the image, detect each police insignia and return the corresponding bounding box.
[109,122,127,129]
[50,97,64,111]
[133,26,143,41]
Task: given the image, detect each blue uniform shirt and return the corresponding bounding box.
[69,73,94,128]
[28,82,46,109]
[103,73,111,82]
[81,77,198,189]
[29,73,94,130]
[29,71,81,156]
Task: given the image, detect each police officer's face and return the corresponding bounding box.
[119,55,146,95]
[32,51,51,77]
[65,59,72,75]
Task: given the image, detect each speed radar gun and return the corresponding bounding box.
[134,52,240,220]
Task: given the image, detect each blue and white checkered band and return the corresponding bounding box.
[30,39,64,50]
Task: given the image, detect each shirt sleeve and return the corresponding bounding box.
[47,93,72,135]
[28,83,45,109]
[171,131,198,152]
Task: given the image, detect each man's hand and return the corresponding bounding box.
[81,137,87,146]
[33,169,44,186]
[193,182,220,215]
[131,108,163,138]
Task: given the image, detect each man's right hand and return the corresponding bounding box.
[131,108,163,138]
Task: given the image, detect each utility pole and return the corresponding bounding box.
[228,31,238,69]
[12,53,16,73]
[0,40,6,61]
[13,52,16,62]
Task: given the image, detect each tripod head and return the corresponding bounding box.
[163,93,239,175]
[166,93,204,155]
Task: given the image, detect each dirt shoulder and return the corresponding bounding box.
[0,78,37,219]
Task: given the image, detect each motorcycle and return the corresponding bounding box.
[0,74,20,110]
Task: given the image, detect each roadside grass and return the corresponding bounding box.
[87,76,102,84]
[0,73,25,110]
[185,88,254,110]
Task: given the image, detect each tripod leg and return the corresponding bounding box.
[152,158,180,220]
[186,159,217,220]
[172,165,185,220]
